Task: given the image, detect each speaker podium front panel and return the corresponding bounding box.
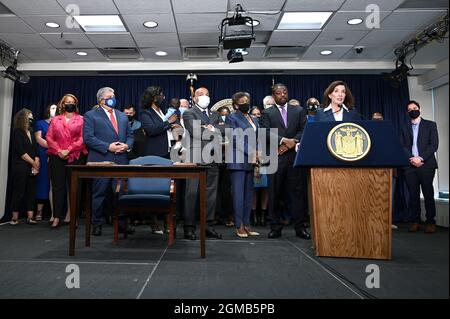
[296,121,408,260]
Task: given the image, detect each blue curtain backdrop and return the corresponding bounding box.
[4,73,412,221]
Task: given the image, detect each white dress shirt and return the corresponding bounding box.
[323,104,349,121]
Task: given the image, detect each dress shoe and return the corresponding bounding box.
[92,225,102,236]
[205,227,222,239]
[424,223,436,233]
[408,223,421,232]
[295,227,311,240]
[268,229,282,239]
[184,228,197,240]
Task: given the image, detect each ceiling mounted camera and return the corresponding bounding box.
[354,46,364,54]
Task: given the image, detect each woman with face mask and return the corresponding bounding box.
[227,92,261,238]
[10,108,40,225]
[34,104,58,221]
[140,86,179,234]
[46,94,88,228]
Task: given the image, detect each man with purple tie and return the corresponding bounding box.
[260,83,310,240]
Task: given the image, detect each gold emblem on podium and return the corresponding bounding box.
[327,123,371,161]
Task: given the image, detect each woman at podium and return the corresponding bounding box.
[316,81,361,122]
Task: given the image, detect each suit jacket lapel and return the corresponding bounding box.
[193,106,209,124]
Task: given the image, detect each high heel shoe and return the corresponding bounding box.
[236,229,248,238]
[244,226,260,236]
[10,219,19,226]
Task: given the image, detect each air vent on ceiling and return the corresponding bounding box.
[265,46,307,58]
[398,0,449,9]
[99,47,141,59]
[184,47,220,59]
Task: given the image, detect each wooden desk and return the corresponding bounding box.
[67,164,208,258]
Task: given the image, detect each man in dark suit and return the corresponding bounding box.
[400,100,439,233]
[260,83,310,239]
[181,87,222,240]
[83,87,134,236]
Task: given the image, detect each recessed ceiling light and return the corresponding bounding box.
[76,51,88,56]
[347,18,363,25]
[155,51,168,56]
[235,48,249,56]
[73,15,126,32]
[143,21,158,28]
[320,50,333,55]
[278,12,333,30]
[245,19,260,27]
[45,22,60,28]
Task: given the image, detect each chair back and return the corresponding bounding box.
[127,156,172,195]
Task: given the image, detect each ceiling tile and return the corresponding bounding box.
[19,47,67,61]
[244,12,281,31]
[267,30,321,46]
[172,0,227,13]
[133,32,180,48]
[40,33,95,49]
[175,13,226,32]
[59,48,106,61]
[284,0,345,12]
[301,45,353,60]
[340,0,405,11]
[323,11,391,31]
[140,47,182,60]
[380,9,447,30]
[179,33,219,46]
[241,45,267,59]
[254,31,272,44]
[0,33,53,48]
[86,33,136,48]
[228,0,285,11]
[357,29,417,46]
[341,46,394,60]
[56,0,118,15]
[20,15,83,33]
[0,0,66,16]
[114,0,173,14]
[122,14,176,33]
[312,30,370,45]
[0,15,35,33]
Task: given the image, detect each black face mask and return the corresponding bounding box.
[408,109,420,119]
[28,118,34,126]
[307,104,318,111]
[154,95,165,107]
[64,104,77,113]
[127,115,135,122]
[236,103,250,113]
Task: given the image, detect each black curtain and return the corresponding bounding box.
[3,73,411,221]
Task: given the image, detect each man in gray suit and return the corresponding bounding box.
[181,87,223,240]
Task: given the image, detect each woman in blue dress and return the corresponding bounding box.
[34,104,57,221]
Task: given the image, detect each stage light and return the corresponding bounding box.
[227,49,244,63]
[2,65,30,84]
[219,4,255,50]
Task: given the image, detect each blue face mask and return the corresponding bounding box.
[104,97,117,108]
[179,107,188,116]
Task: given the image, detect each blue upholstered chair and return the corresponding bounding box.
[113,156,176,245]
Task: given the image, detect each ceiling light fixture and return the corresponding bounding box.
[76,51,88,56]
[347,18,363,25]
[278,12,333,30]
[245,19,260,27]
[45,22,60,28]
[320,50,333,55]
[155,51,168,56]
[143,21,158,28]
[73,15,126,32]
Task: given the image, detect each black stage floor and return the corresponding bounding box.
[0,221,447,299]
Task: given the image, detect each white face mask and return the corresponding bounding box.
[49,105,57,118]
[196,95,210,109]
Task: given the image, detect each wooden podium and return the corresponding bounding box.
[295,121,409,260]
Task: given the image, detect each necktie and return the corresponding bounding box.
[108,109,118,134]
[280,106,288,127]
[202,110,209,119]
